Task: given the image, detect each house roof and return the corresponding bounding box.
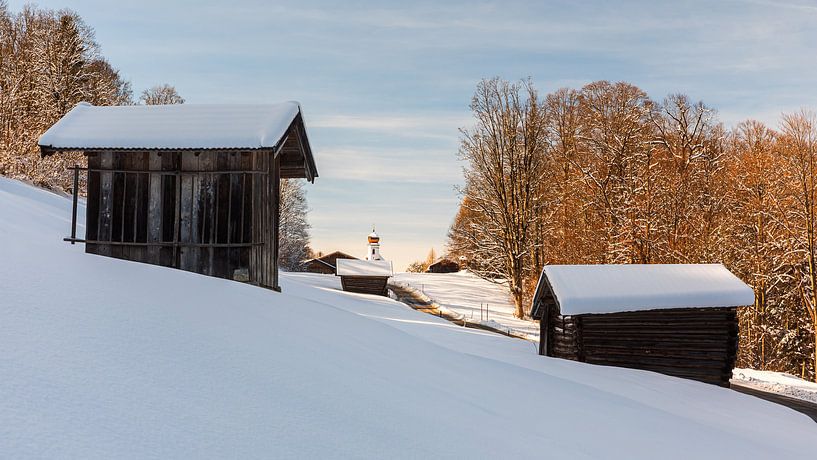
[304,251,359,268]
[531,264,755,318]
[37,102,318,180]
[428,258,459,268]
[306,258,336,269]
[318,251,358,262]
[336,259,393,277]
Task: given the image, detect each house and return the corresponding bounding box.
[427,258,459,273]
[38,102,318,292]
[304,251,358,274]
[530,264,755,386]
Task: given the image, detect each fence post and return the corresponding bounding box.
[70,164,79,244]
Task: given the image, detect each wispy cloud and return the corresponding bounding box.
[314,147,462,183]
[310,113,472,139]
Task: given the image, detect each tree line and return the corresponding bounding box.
[449,77,817,381]
[0,2,310,271]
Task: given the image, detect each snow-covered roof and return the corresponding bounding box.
[336,259,393,277]
[531,264,755,318]
[38,102,303,151]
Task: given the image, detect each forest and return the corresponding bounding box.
[448,78,817,381]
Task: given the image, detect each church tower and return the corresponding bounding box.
[366,227,384,261]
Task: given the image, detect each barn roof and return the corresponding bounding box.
[336,259,393,277]
[38,101,318,180]
[531,264,755,318]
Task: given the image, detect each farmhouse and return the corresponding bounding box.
[427,258,459,273]
[530,264,755,386]
[38,102,318,292]
[304,251,358,274]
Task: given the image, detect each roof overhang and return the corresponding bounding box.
[38,102,318,182]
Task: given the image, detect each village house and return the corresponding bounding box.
[304,251,358,274]
[427,258,459,273]
[38,102,318,292]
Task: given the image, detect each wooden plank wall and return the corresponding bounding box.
[83,150,267,286]
[543,305,739,386]
[340,276,390,296]
[578,308,738,386]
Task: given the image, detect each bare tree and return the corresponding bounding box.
[456,78,549,318]
[0,3,131,191]
[779,110,817,381]
[278,179,311,271]
[139,83,184,105]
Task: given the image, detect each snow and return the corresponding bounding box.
[336,259,393,276]
[38,102,302,150]
[537,264,755,316]
[391,271,543,341]
[0,176,815,458]
[733,368,817,404]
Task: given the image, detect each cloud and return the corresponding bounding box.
[310,113,473,139]
[313,147,463,183]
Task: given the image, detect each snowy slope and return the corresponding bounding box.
[0,176,814,459]
[391,271,539,340]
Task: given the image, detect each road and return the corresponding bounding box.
[731,382,817,423]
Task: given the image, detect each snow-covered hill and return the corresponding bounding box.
[0,176,814,459]
[391,271,539,340]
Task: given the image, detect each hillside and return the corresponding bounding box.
[391,271,539,340]
[0,176,814,459]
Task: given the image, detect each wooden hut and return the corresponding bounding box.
[530,264,755,386]
[427,258,459,273]
[304,251,358,274]
[38,102,318,292]
[335,259,393,296]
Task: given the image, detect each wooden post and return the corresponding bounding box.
[147,151,162,264]
[97,151,113,257]
[70,165,79,244]
[179,152,199,271]
[272,153,281,291]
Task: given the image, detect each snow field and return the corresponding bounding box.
[0,176,814,459]
[391,271,540,340]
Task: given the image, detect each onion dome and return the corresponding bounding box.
[368,227,380,244]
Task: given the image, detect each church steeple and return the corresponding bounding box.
[366,226,383,261]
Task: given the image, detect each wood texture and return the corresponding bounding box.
[536,291,739,386]
[340,276,390,296]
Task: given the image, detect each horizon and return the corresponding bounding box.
[8,0,817,269]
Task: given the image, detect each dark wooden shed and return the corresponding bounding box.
[427,258,459,273]
[38,102,318,292]
[304,251,358,274]
[530,264,755,386]
[336,259,393,296]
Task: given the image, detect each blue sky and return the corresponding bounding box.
[11,0,817,269]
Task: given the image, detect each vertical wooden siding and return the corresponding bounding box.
[85,149,280,290]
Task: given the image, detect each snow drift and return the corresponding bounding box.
[0,176,813,459]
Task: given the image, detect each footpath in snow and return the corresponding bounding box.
[733,368,817,404]
[391,271,539,341]
[1,176,815,459]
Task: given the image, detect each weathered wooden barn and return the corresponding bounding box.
[530,264,755,386]
[427,258,459,273]
[304,251,358,274]
[38,102,318,292]
[336,259,393,296]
